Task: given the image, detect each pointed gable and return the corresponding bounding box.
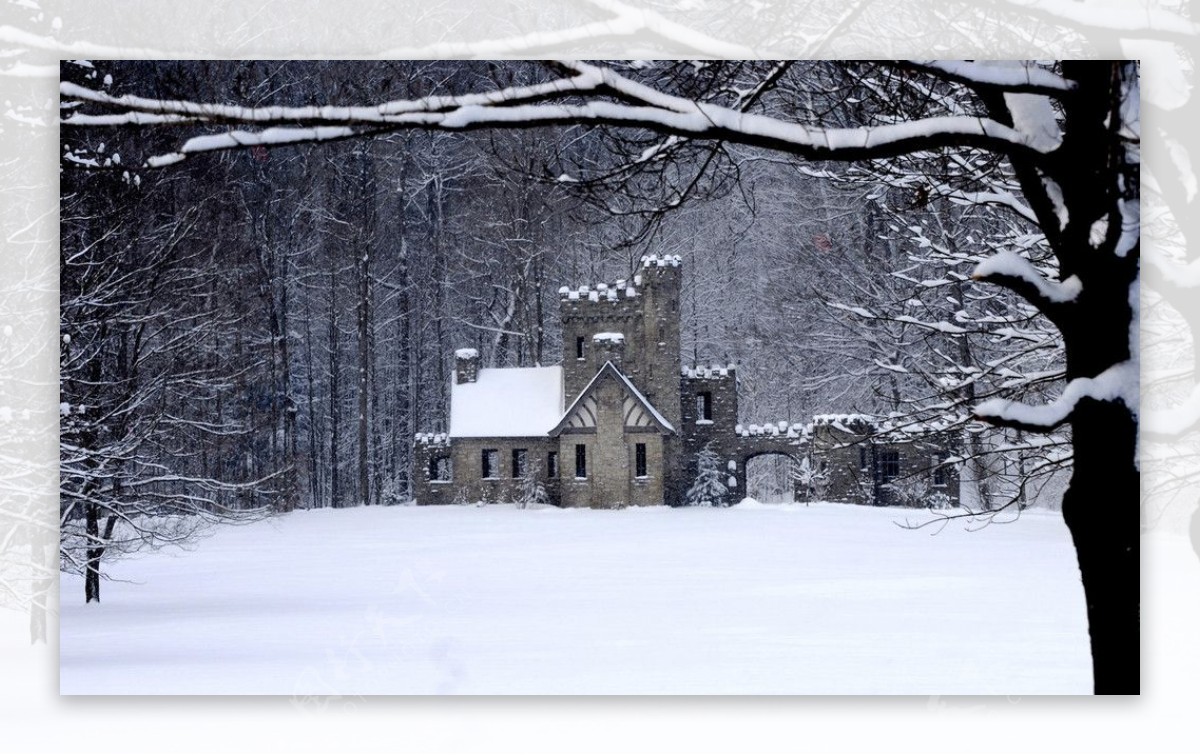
[550,361,675,437]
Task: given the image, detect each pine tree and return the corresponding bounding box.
[516,459,548,509]
[685,443,730,507]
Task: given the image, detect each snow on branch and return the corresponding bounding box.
[1145,248,1200,290]
[947,189,1040,225]
[903,60,1076,94]
[369,0,756,59]
[972,250,1080,317]
[974,360,1137,431]
[180,126,360,153]
[60,70,610,126]
[61,61,1055,168]
[999,0,1200,43]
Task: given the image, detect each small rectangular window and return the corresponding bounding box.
[635,443,647,478]
[482,449,499,479]
[575,443,587,479]
[547,451,559,478]
[878,449,900,483]
[932,454,947,487]
[575,336,585,359]
[512,448,528,479]
[859,445,868,471]
[696,391,712,421]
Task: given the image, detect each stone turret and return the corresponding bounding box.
[636,254,682,431]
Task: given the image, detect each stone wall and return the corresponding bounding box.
[412,433,454,505]
[414,434,558,505]
[679,366,740,487]
[810,420,961,506]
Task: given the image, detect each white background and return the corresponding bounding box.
[2,1,1198,752]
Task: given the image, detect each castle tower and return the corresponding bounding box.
[559,279,642,404]
[636,255,684,506]
[634,255,682,431]
[557,254,685,505]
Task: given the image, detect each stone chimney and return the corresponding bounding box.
[455,348,479,384]
[591,332,625,371]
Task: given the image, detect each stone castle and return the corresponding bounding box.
[413,254,958,508]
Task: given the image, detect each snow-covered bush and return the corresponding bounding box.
[379,476,410,506]
[924,491,954,511]
[791,456,828,503]
[883,476,931,508]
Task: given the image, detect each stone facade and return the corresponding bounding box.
[556,373,669,508]
[807,416,961,507]
[412,254,960,508]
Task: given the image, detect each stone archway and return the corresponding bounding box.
[683,425,806,505]
[739,451,805,503]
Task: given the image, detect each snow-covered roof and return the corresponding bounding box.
[454,348,479,360]
[449,366,564,438]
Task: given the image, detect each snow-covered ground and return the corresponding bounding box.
[59,502,1092,695]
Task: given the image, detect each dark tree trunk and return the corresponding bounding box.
[356,148,373,507]
[1062,398,1139,694]
[84,501,100,603]
[979,61,1140,694]
[84,507,117,604]
[328,264,341,509]
[1057,244,1140,694]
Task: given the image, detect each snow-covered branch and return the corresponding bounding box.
[902,60,1077,94]
[974,360,1137,431]
[947,189,1040,225]
[972,250,1080,320]
[61,61,1057,168]
[997,0,1200,44]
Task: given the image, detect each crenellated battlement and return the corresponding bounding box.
[559,279,639,301]
[682,363,736,380]
[414,432,450,446]
[735,421,810,441]
[640,253,682,268]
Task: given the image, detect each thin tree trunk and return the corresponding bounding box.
[84,501,100,603]
[328,263,341,509]
[356,150,372,507]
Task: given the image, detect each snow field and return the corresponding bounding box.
[60,502,1092,694]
